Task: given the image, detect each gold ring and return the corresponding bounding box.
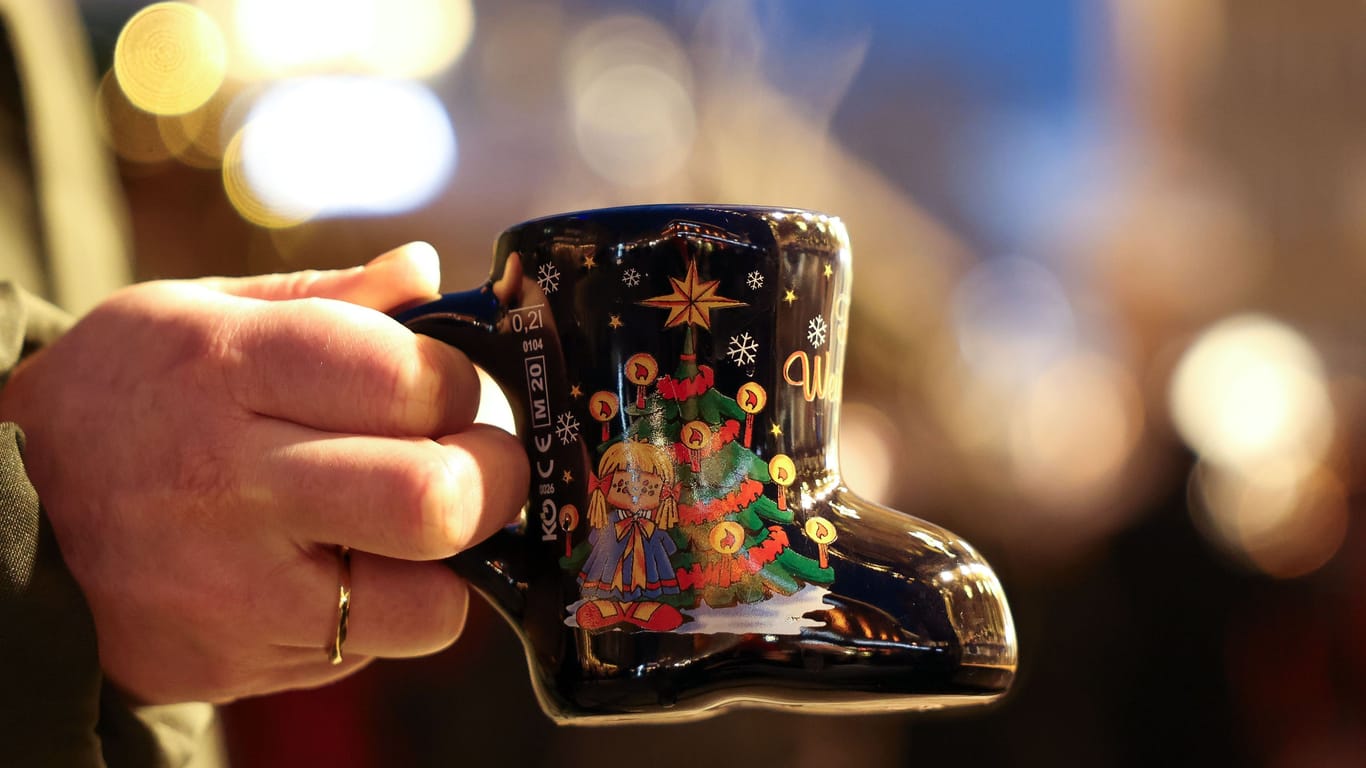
[327,546,352,665]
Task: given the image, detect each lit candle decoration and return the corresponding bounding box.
[625,352,659,409]
[589,391,619,442]
[768,454,795,511]
[560,504,580,559]
[735,381,767,448]
[710,521,745,555]
[804,516,837,569]
[682,420,711,472]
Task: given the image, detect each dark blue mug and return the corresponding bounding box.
[397,205,1016,723]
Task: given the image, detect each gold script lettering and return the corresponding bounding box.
[783,350,833,402]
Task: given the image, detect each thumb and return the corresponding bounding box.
[202,242,442,311]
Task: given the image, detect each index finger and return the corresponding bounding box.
[219,296,481,438]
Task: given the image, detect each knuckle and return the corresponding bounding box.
[282,271,327,297]
[429,583,468,648]
[196,308,252,407]
[482,427,530,515]
[430,342,480,426]
[401,575,466,655]
[391,343,448,434]
[393,446,466,558]
[392,338,476,435]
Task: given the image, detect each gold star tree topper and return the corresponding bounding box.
[639,259,745,331]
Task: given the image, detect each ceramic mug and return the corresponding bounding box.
[397,205,1016,724]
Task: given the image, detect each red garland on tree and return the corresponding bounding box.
[656,366,715,401]
[677,479,765,525]
[675,527,791,591]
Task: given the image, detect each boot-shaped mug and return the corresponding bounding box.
[397,204,1017,724]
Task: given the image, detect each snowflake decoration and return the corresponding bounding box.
[555,411,581,445]
[622,268,641,287]
[727,332,758,366]
[746,270,764,290]
[537,262,561,294]
[807,315,828,348]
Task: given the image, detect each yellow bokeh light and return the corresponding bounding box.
[114,2,227,116]
[156,78,248,169]
[233,0,473,79]
[1170,314,1333,475]
[96,69,173,164]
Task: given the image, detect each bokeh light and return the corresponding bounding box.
[221,128,314,229]
[96,69,174,164]
[951,257,1076,388]
[232,0,474,79]
[1170,314,1333,477]
[228,77,456,226]
[114,1,227,115]
[477,3,566,113]
[566,16,695,188]
[155,78,248,169]
[564,14,691,100]
[1009,354,1143,507]
[838,402,898,505]
[1190,462,1347,579]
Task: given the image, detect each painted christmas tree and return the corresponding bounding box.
[563,257,834,632]
[629,260,833,609]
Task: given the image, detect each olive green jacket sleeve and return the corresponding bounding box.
[0,284,190,768]
[0,281,107,765]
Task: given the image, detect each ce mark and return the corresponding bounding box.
[534,433,554,479]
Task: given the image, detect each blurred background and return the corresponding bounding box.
[49,0,1366,764]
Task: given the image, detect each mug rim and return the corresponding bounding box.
[509,203,840,231]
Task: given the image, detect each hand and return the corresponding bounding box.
[0,243,528,704]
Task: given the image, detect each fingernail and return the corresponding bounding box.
[367,244,407,268]
[369,242,441,291]
[406,242,441,291]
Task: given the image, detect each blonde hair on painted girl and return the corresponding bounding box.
[587,440,678,530]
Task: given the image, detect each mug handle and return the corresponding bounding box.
[394,285,530,623]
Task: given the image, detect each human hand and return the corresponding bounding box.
[0,243,528,704]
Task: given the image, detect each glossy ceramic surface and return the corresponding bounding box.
[397,205,1016,724]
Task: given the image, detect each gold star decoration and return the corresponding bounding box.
[562,470,574,483]
[583,254,597,269]
[823,263,833,278]
[569,384,583,399]
[770,423,783,436]
[783,289,798,305]
[608,314,624,329]
[639,259,745,331]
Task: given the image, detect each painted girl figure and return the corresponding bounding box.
[575,440,686,631]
